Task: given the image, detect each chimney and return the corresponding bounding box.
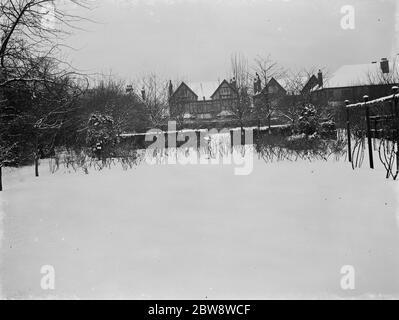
[231,77,237,89]
[168,80,174,99]
[380,58,390,74]
[254,72,261,93]
[317,69,323,88]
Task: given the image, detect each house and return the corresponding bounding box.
[265,78,287,99]
[169,82,198,104]
[253,77,290,112]
[302,72,322,95]
[169,79,238,122]
[310,59,399,108]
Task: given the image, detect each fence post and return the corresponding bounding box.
[364,95,374,169]
[196,130,201,149]
[345,100,352,163]
[393,86,399,174]
[373,117,378,148]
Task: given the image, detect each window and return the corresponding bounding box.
[220,86,231,99]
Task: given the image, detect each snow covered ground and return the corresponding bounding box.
[0,144,399,299]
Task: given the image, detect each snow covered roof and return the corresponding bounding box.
[325,64,378,88]
[188,81,220,100]
[323,60,399,89]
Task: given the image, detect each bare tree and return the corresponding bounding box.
[139,73,170,128]
[0,0,90,87]
[170,101,187,130]
[228,52,252,130]
[253,54,286,87]
[0,0,90,190]
[281,69,313,125]
[2,57,86,177]
[31,69,85,176]
[280,67,330,124]
[366,57,399,85]
[252,54,287,131]
[0,140,17,191]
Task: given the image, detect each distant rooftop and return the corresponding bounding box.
[323,59,399,89]
[268,77,291,90]
[268,76,310,94]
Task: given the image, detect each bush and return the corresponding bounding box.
[295,104,319,135]
[86,113,119,159]
[293,104,336,137]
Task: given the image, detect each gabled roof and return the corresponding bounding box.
[211,79,238,99]
[321,60,399,89]
[170,81,198,100]
[327,64,378,88]
[302,75,319,93]
[266,77,287,93]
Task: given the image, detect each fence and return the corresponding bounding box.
[345,86,399,179]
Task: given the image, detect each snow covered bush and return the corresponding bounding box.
[320,119,336,134]
[292,104,336,138]
[86,113,119,159]
[296,104,320,136]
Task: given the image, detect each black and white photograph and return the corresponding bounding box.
[0,0,399,304]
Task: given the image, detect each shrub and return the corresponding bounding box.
[86,113,119,159]
[293,104,336,137]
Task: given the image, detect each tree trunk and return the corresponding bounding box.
[240,124,245,145]
[0,166,3,192]
[268,114,272,134]
[34,135,40,177]
[35,156,39,177]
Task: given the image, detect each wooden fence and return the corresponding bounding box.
[345,86,399,179]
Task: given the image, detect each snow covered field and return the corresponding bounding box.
[0,146,399,299]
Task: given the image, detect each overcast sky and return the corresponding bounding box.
[64,0,398,82]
